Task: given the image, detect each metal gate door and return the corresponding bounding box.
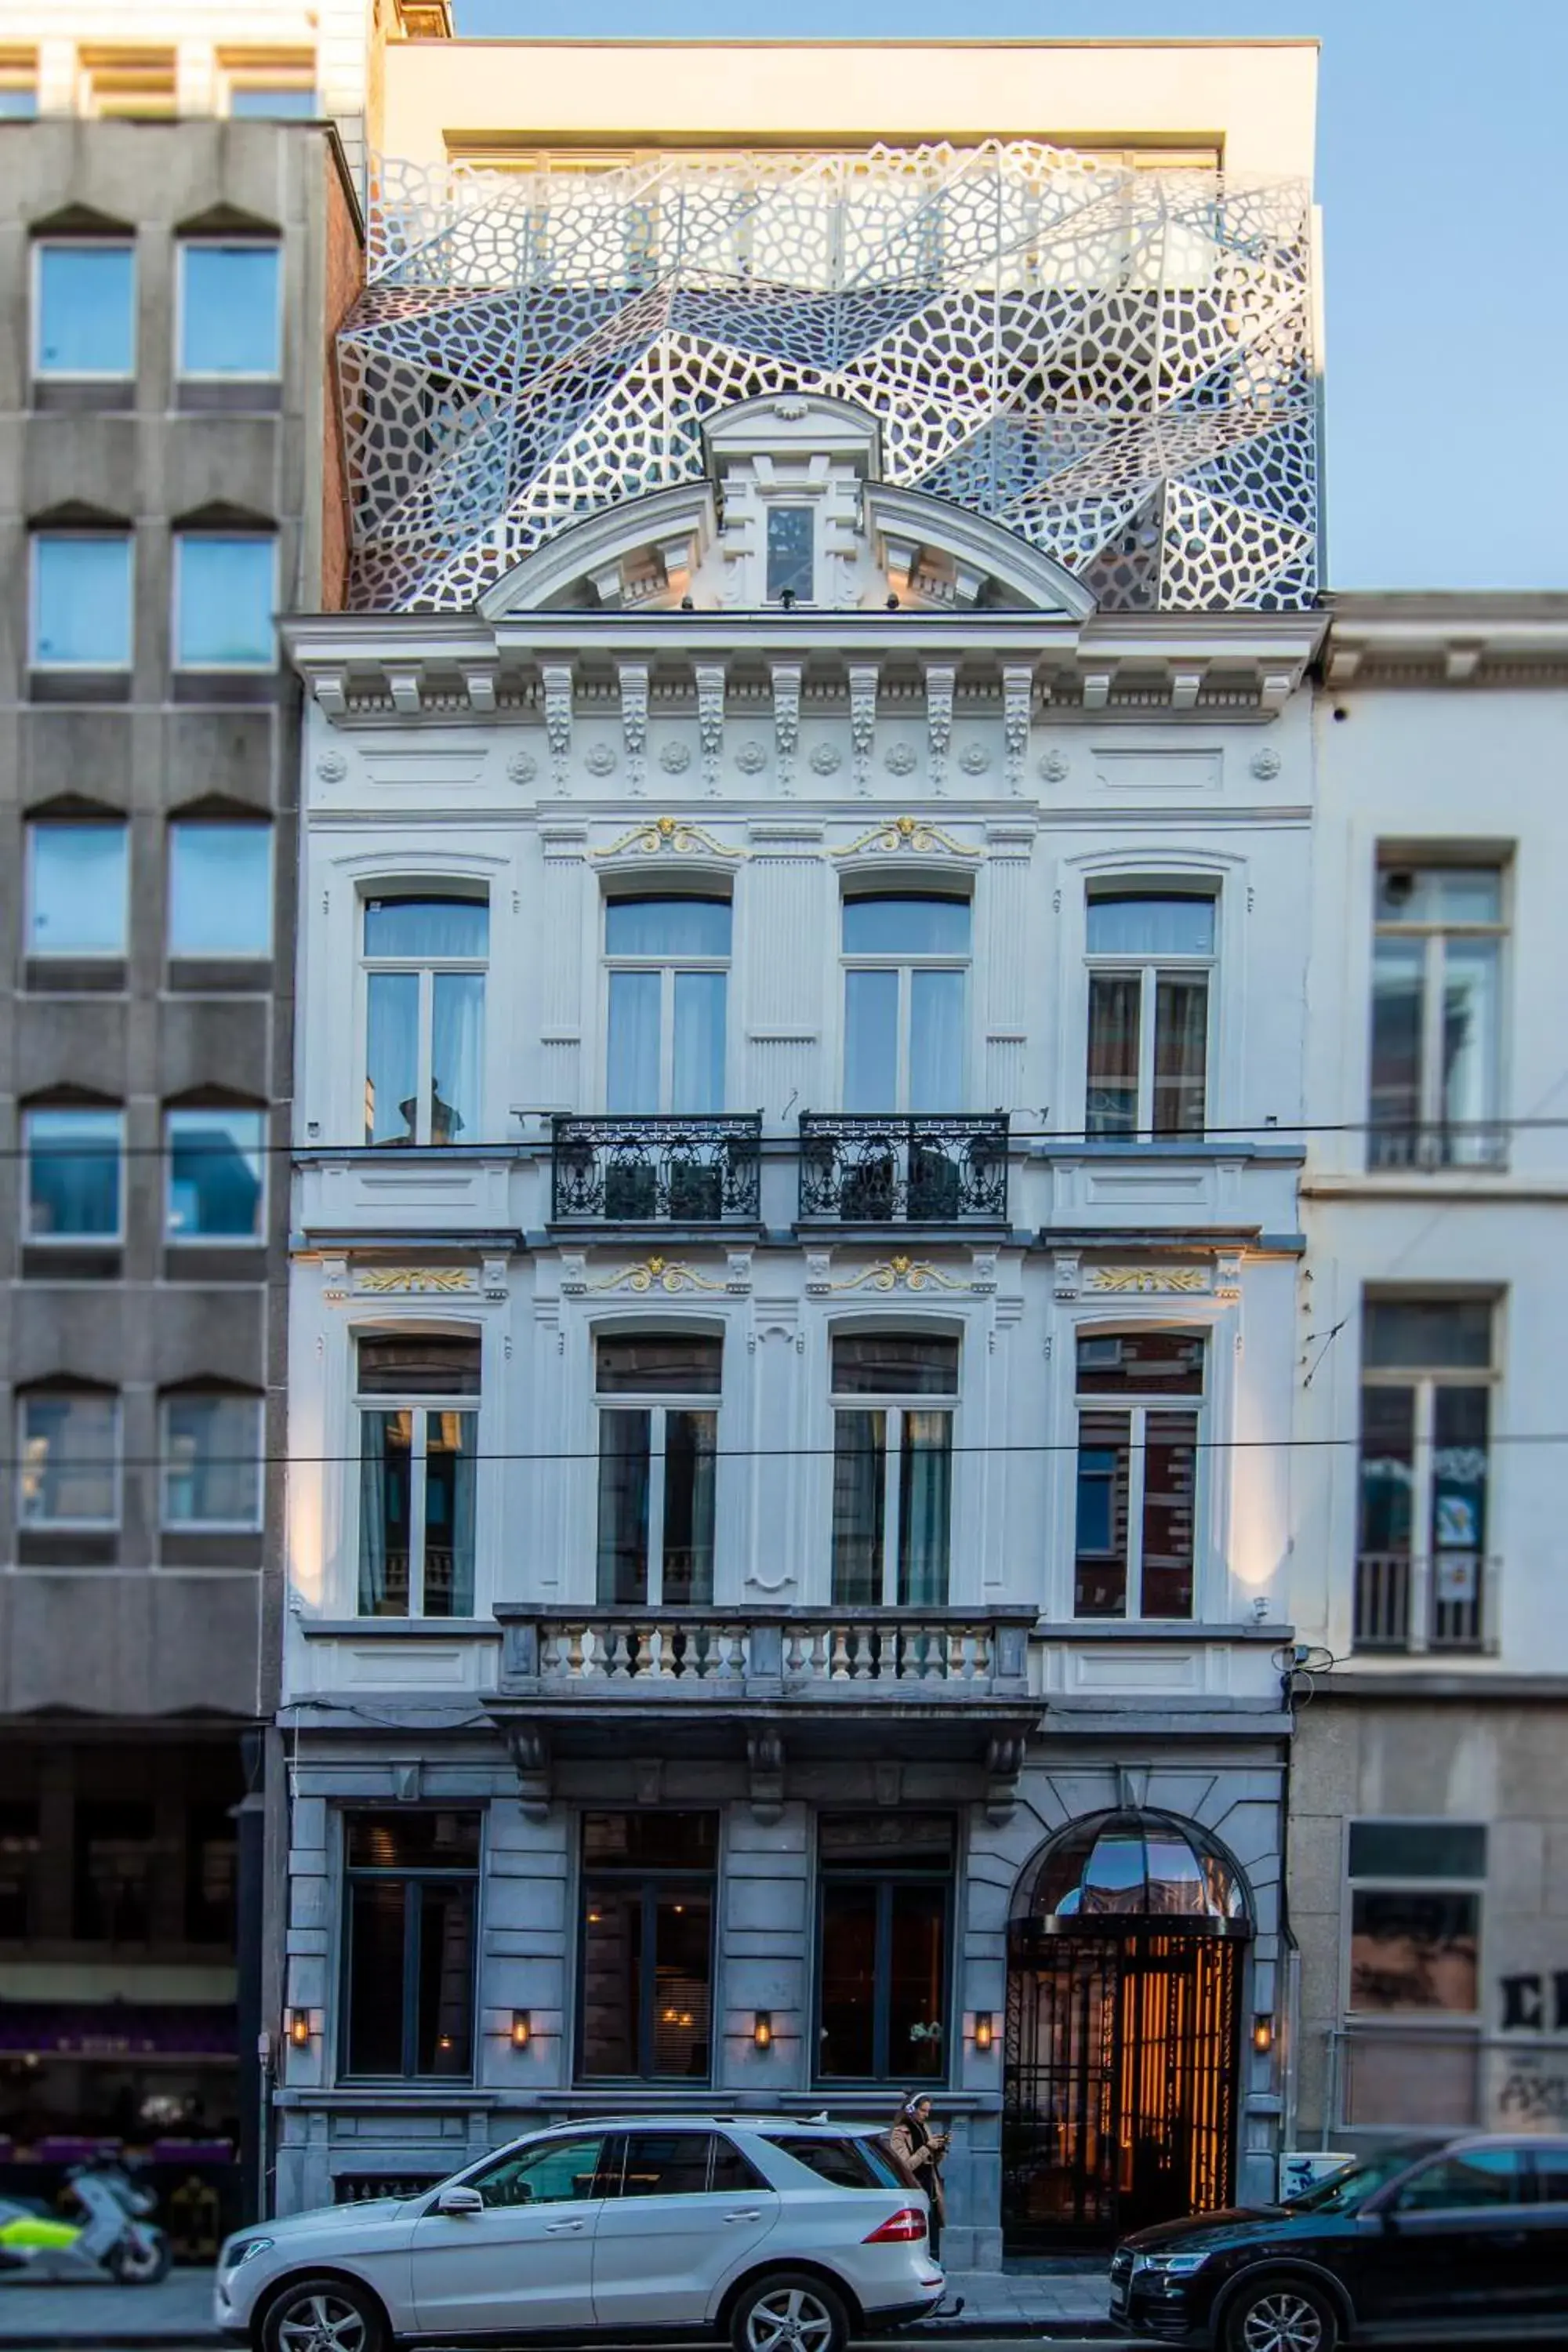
[1002,1930,1241,2250]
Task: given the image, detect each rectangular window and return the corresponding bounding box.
[604,895,730,1116]
[169,822,272,957]
[1073,1331,1203,1619]
[342,1810,480,2079]
[842,894,969,1114]
[365,896,488,1148]
[358,1335,479,1618]
[1369,863,1506,1170]
[1356,1296,1494,1652]
[80,47,176,116]
[174,535,275,669]
[0,51,37,117]
[19,1391,119,1526]
[0,1802,42,1939]
[74,1800,155,1940]
[165,1108,266,1240]
[1346,1819,1485,2017]
[1084,891,1214,1138]
[178,241,282,378]
[579,1812,716,2083]
[24,1108,123,1240]
[230,83,317,118]
[185,1802,238,1944]
[27,820,129,956]
[765,506,815,603]
[595,1335,720,1606]
[817,1815,953,2082]
[162,1393,262,1530]
[830,1334,956,1607]
[34,242,134,376]
[31,536,132,670]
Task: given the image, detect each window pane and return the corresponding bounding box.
[898,1410,951,1606]
[169,824,271,956]
[1152,975,1207,1134]
[652,1887,712,2067]
[775,2136,893,2190]
[346,1879,405,2074]
[474,2136,607,2207]
[358,1336,481,1396]
[622,2132,715,2198]
[607,969,661,1113]
[1377,866,1502,926]
[423,1411,476,1617]
[1086,972,1139,1137]
[29,822,128,953]
[359,1410,412,1614]
[1087,894,1214,956]
[1363,1300,1493,1370]
[36,245,133,374]
[185,1801,238,1944]
[1399,2148,1524,2210]
[597,1410,651,1604]
[662,1410,716,1606]
[430,972,484,1145]
[33,536,132,669]
[1358,1385,1414,1555]
[888,1882,948,2082]
[832,1334,959,1396]
[606,896,731,958]
[179,244,281,376]
[176,537,274,666]
[595,1336,722,1396]
[230,86,318,118]
[1076,1332,1205,1396]
[20,1393,118,1525]
[818,1882,877,2078]
[162,1393,260,1527]
[581,1889,637,2078]
[843,895,971,957]
[1348,1888,1479,2013]
[1369,938,1424,1149]
[1075,1411,1128,1617]
[345,1811,481,1870]
[26,1109,121,1237]
[1432,1385,1487,1553]
[582,1813,717,1869]
[1140,1410,1198,1617]
[765,506,815,601]
[909,969,964,1111]
[671,970,727,1112]
[1347,1822,1487,1881]
[831,1410,884,1606]
[165,1108,264,1238]
[415,1879,474,2075]
[710,2138,769,2194]
[1439,938,1498,1152]
[844,967,898,1112]
[366,971,419,1147]
[365,898,488,959]
[74,1801,154,1940]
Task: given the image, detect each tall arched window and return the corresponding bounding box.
[604,895,730,1114]
[841,894,969,1112]
[830,1331,957,1607]
[594,1332,720,1606]
[363,894,488,1148]
[357,1333,479,1617]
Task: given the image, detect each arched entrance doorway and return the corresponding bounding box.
[1002,1808,1250,2251]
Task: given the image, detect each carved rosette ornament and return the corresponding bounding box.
[617,662,649,795]
[848,666,879,797]
[924,664,955,796]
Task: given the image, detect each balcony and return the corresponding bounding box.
[1352,1552,1499,1655]
[798,1112,1009,1225]
[551,1114,761,1226]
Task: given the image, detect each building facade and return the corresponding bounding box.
[0,111,360,2230]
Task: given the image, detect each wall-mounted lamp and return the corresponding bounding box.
[753,2011,773,2051]
[1252,2013,1275,2056]
[973,2012,995,2053]
[288,2009,311,2049]
[510,2010,532,2051]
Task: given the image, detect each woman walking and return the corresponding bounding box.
[885,2092,949,2259]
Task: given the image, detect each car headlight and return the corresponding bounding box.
[1135,2250,1210,2278]
[221,2238,274,2276]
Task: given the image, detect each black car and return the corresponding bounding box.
[1109,2134,1568,2350]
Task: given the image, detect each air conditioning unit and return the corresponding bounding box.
[1279,2151,1352,2202]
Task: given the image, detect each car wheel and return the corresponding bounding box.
[1225,2274,1339,2352]
[261,2275,386,2352]
[730,2270,849,2352]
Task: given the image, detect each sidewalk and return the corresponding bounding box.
[0,2263,1121,2347]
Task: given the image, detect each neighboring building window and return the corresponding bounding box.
[357,1334,479,1618]
[342,1809,480,2079]
[1074,1331,1203,1620]
[168,820,272,956]
[161,1392,263,1530]
[19,1388,119,1526]
[1369,863,1505,1169]
[185,1802,239,1944]
[0,51,38,117]
[30,535,132,670]
[1084,890,1214,1138]
[27,819,129,955]
[604,895,729,1114]
[595,1334,720,1607]
[364,895,488,1147]
[842,894,968,1113]
[830,1332,957,1607]
[229,84,317,118]
[1346,1820,1485,2016]
[79,47,176,116]
[765,506,815,603]
[33,242,134,376]
[578,1812,717,2083]
[817,1814,953,2082]
[173,534,275,669]
[73,1801,155,1940]
[24,1107,123,1240]
[177,241,282,379]
[164,1106,266,1240]
[0,1804,42,1938]
[1356,1296,1494,1650]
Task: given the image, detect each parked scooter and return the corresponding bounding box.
[0,2157,171,2285]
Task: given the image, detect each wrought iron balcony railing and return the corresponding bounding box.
[552,1114,762,1225]
[798,1112,1008,1225]
[1352,1551,1498,1654]
[495,1606,1033,1699]
[1367,1123,1508,1173]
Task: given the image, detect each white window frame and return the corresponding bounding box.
[1370,862,1507,1164]
[593,1340,722,1608]
[31,238,136,379]
[162,1105,268,1245]
[828,1330,959,1610]
[355,1345,481,1620]
[602,896,730,1115]
[840,895,971,1113]
[28,535,133,672]
[167,818,274,960]
[175,236,285,382]
[1341,1815,1487,2027]
[22,1105,125,1244]
[159,1392,264,1533]
[1083,890,1216,1135]
[172,532,278,672]
[361,896,489,1149]
[1073,1329,1206,1623]
[17,1391,122,1530]
[25,818,130,955]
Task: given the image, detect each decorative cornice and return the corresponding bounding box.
[354,1266,477,1294]
[832,815,982,861]
[592,815,747,862]
[828,1257,970,1294]
[586,1257,729,1295]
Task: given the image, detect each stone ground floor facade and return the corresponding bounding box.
[271,1721,1287,2265]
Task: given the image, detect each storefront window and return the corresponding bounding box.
[341,1812,480,2080]
[816,1815,953,2082]
[1346,1820,1485,2016]
[578,1813,716,2083]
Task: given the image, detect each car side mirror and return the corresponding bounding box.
[436,2185,485,2217]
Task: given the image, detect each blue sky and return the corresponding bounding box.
[449,0,1566,592]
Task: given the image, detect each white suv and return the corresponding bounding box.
[217,2117,944,2352]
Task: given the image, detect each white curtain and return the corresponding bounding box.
[909,970,964,1111]
[431,972,484,1143]
[607,971,661,1113]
